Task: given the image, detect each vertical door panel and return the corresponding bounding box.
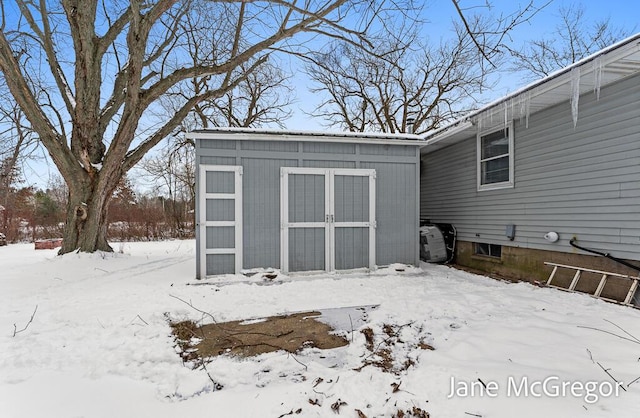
[334,175,369,222]
[289,174,326,222]
[288,228,326,272]
[281,168,328,273]
[205,171,235,193]
[332,170,376,270]
[334,227,369,270]
[205,254,235,276]
[205,199,235,221]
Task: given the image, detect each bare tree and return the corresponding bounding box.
[140,141,195,235]
[510,3,633,80]
[172,59,294,130]
[208,61,293,129]
[305,1,542,133]
[306,25,495,134]
[0,0,405,254]
[0,95,39,227]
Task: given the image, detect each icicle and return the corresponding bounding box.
[570,67,581,128]
[593,55,603,100]
[525,91,531,129]
[504,101,508,129]
[511,98,515,125]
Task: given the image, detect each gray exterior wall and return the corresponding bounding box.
[197,137,421,276]
[421,72,640,261]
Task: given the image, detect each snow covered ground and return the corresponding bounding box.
[1,240,640,417]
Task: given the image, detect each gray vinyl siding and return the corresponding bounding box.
[200,139,236,150]
[200,156,237,165]
[362,161,418,265]
[242,158,298,269]
[241,140,298,152]
[197,137,420,275]
[303,142,356,154]
[303,160,356,168]
[421,72,640,260]
[360,144,416,156]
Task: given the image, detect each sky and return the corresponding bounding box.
[10,0,640,190]
[285,0,640,131]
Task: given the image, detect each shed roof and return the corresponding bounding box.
[421,32,640,154]
[188,127,424,146]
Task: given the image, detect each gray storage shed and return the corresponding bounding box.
[189,128,423,278]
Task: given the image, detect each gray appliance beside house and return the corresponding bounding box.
[190,128,422,278]
[419,33,640,289]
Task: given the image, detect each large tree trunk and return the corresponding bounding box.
[60,176,113,254]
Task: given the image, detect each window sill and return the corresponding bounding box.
[477,182,514,192]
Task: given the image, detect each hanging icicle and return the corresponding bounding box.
[509,98,514,128]
[524,91,531,129]
[504,101,508,129]
[518,95,524,125]
[570,67,581,128]
[593,55,603,100]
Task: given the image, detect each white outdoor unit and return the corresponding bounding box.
[420,225,448,263]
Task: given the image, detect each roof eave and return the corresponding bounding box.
[187,127,427,146]
[420,32,640,153]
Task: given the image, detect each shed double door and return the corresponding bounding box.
[281,168,376,273]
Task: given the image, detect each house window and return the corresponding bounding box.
[474,243,502,258]
[477,124,514,190]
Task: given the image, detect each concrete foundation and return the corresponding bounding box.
[454,241,640,303]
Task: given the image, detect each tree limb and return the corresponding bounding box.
[13,305,38,337]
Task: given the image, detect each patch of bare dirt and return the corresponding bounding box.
[171,311,348,362]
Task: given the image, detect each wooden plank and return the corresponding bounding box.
[594,274,608,297]
[568,270,582,291]
[624,280,639,305]
[547,265,559,286]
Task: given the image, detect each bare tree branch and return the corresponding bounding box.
[305,23,492,133]
[13,305,38,337]
[510,3,632,80]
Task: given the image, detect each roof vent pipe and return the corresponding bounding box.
[406,117,415,134]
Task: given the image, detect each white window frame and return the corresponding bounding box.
[477,123,514,191]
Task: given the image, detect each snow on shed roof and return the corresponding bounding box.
[421,32,640,154]
[187,127,425,146]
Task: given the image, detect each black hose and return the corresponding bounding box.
[569,238,640,273]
